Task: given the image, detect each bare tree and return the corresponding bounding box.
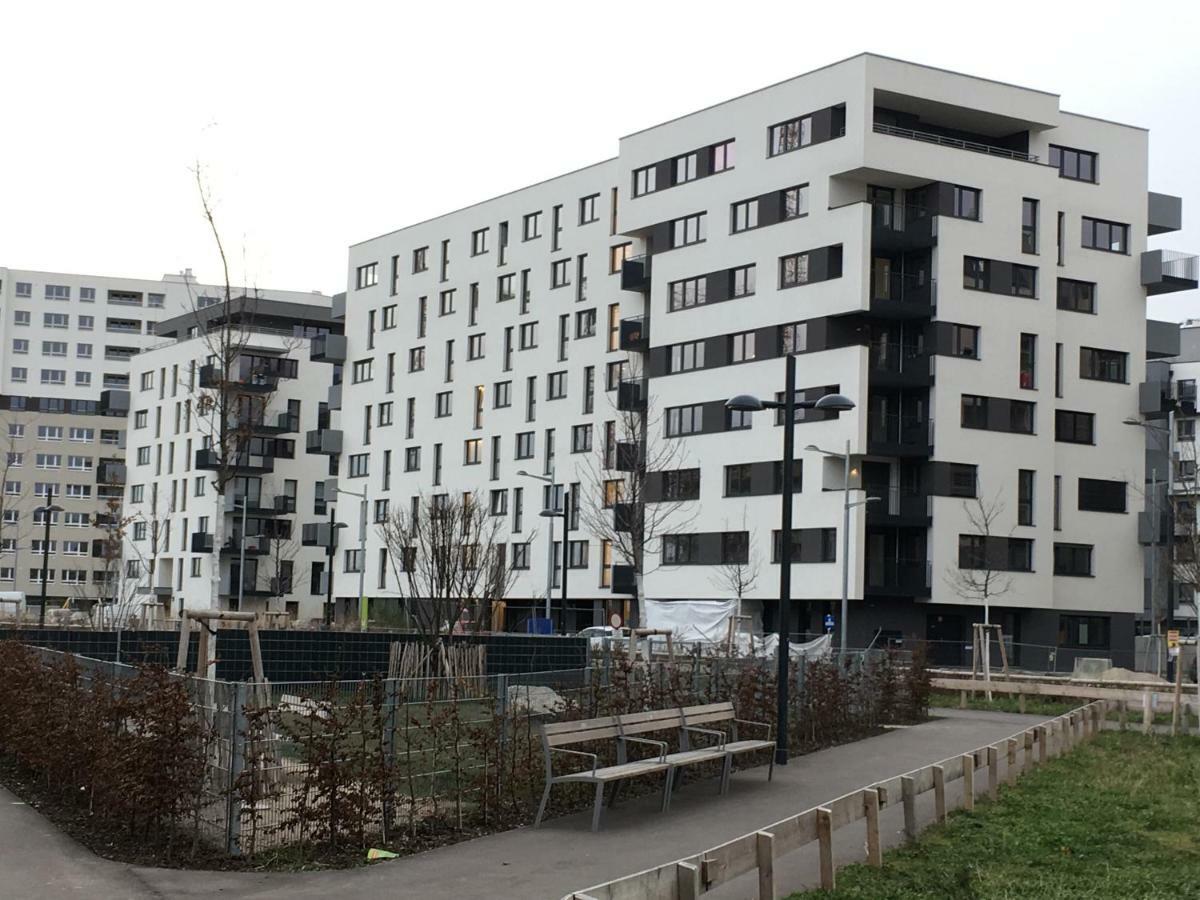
[577,366,698,624]
[709,508,760,629]
[263,515,300,612]
[377,491,519,645]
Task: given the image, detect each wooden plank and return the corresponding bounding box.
[175,622,190,672]
[700,833,757,888]
[864,790,882,867]
[769,809,818,858]
[962,754,975,812]
[755,831,775,900]
[620,709,682,725]
[930,677,1150,704]
[1118,700,1128,731]
[932,765,946,823]
[817,808,835,891]
[987,746,999,801]
[677,861,700,900]
[680,702,735,716]
[873,776,901,807]
[940,754,964,782]
[908,765,935,795]
[900,775,917,841]
[828,789,868,830]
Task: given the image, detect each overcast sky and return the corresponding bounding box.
[3,0,1198,320]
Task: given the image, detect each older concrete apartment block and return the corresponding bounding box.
[0,266,331,615]
[335,53,1194,660]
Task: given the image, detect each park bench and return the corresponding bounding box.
[534,701,774,831]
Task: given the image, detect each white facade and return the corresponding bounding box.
[336,54,1194,659]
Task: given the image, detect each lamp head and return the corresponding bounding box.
[814,393,856,412]
[726,394,764,412]
[539,508,562,518]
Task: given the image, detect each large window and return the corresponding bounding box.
[1054,543,1093,577]
[731,199,759,233]
[780,252,810,288]
[662,534,700,565]
[1057,278,1096,314]
[668,341,705,373]
[782,185,808,218]
[669,276,707,311]
[1059,615,1109,649]
[673,152,698,185]
[355,263,377,289]
[1049,145,1098,183]
[952,186,981,221]
[769,114,813,155]
[1078,478,1126,513]
[963,257,989,291]
[660,469,700,501]
[1055,410,1095,444]
[949,324,979,359]
[1081,216,1128,253]
[633,165,657,197]
[724,464,752,497]
[670,213,706,248]
[729,331,756,363]
[665,404,704,437]
[1079,346,1127,383]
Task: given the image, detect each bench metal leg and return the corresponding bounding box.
[534,780,553,829]
[767,751,775,782]
[661,768,675,812]
[591,781,605,832]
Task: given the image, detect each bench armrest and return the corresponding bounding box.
[735,718,773,740]
[549,746,599,775]
[683,725,727,749]
[618,735,668,762]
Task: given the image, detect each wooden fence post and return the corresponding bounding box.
[987,746,999,800]
[1018,689,1026,714]
[755,831,775,900]
[901,775,918,841]
[677,861,700,900]
[1006,738,1018,786]
[1118,700,1128,731]
[864,790,883,867]
[1037,725,1049,765]
[1142,691,1153,735]
[962,753,975,811]
[932,765,947,823]
[1023,729,1034,773]
[817,807,835,891]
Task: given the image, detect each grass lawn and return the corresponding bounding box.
[791,732,1200,899]
[930,691,1194,727]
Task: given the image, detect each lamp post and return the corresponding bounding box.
[324,506,347,627]
[518,468,557,630]
[727,357,854,766]
[805,442,880,653]
[334,486,369,631]
[1125,414,1175,671]
[538,490,570,633]
[35,488,64,627]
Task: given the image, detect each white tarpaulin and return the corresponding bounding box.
[740,631,833,661]
[642,598,737,643]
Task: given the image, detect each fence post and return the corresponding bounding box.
[932,765,946,823]
[864,790,883,866]
[1006,738,1018,786]
[676,861,700,900]
[1037,725,1049,765]
[1142,691,1153,735]
[817,807,835,890]
[225,681,247,857]
[900,775,917,841]
[1118,700,1128,731]
[756,830,776,897]
[987,746,999,800]
[381,677,399,838]
[961,753,975,811]
[1023,729,1034,773]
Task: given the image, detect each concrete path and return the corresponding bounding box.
[1,709,1044,899]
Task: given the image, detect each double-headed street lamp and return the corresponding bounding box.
[334,485,369,630]
[517,469,569,632]
[727,353,855,765]
[805,442,879,653]
[35,488,65,627]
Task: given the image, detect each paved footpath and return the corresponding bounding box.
[2,709,1043,900]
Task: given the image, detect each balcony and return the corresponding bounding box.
[621,256,650,293]
[613,502,639,533]
[191,532,214,553]
[865,556,932,598]
[867,341,932,388]
[1147,319,1181,361]
[1142,250,1198,295]
[219,575,273,598]
[1148,192,1183,236]
[96,460,126,485]
[866,487,932,528]
[611,564,636,595]
[328,382,342,411]
[274,494,297,514]
[867,413,934,458]
[619,316,649,353]
[870,202,937,252]
[199,363,280,393]
[194,447,275,473]
[869,273,935,319]
[310,333,347,364]
[615,441,643,472]
[616,379,646,412]
[98,389,130,416]
[872,121,1041,165]
[302,522,337,547]
[306,428,343,455]
[221,534,270,555]
[231,410,300,436]
[270,576,293,595]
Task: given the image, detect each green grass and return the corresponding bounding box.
[791,732,1200,899]
[930,690,1075,717]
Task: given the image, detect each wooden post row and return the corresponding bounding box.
[864,790,882,868]
[817,808,835,891]
[962,753,975,812]
[756,831,775,900]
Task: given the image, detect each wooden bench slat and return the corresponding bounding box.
[683,711,737,726]
[681,701,734,716]
[542,716,619,735]
[557,759,670,782]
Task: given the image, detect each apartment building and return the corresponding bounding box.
[118,296,343,622]
[336,54,1196,660]
[0,266,330,614]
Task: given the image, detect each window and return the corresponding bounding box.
[769,114,813,155]
[40,369,65,385]
[439,289,455,316]
[381,304,397,330]
[523,211,542,240]
[633,165,657,197]
[665,404,704,437]
[1019,334,1037,389]
[36,453,61,469]
[780,322,808,354]
[571,424,592,453]
[662,534,700,565]
[724,464,752,497]
[1021,198,1038,253]
[348,453,369,478]
[377,401,394,427]
[1012,264,1037,298]
[1178,417,1196,442]
[547,371,567,400]
[668,341,705,373]
[673,152,698,185]
[79,315,93,330]
[670,213,706,248]
[45,284,70,301]
[132,521,147,541]
[512,543,531,569]
[355,263,378,289]
[609,242,632,275]
[551,259,570,288]
[726,408,753,431]
[579,193,599,224]
[1018,469,1035,526]
[462,438,483,466]
[1055,410,1095,444]
[710,139,734,172]
[963,257,989,291]
[1057,278,1096,314]
[661,468,700,501]
[435,391,452,417]
[669,276,707,311]
[471,228,489,256]
[408,346,425,372]
[575,309,596,338]
[519,322,537,349]
[12,339,28,355]
[493,380,512,409]
[1054,543,1093,577]
[402,446,420,472]
[1060,615,1109,651]
[1081,217,1128,253]
[350,359,373,384]
[732,199,759,233]
[1049,145,1098,183]
[730,331,756,363]
[1079,347,1127,383]
[76,342,92,358]
[732,264,756,297]
[467,334,485,360]
[515,431,535,459]
[38,425,63,442]
[78,286,95,301]
[412,246,428,272]
[1078,478,1126,513]
[949,324,979,359]
[15,282,31,297]
[14,310,30,326]
[952,186,981,221]
[44,313,68,328]
[780,252,811,287]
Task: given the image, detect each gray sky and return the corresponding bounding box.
[3,0,1198,320]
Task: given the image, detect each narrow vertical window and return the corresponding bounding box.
[1019,333,1037,390]
[1022,198,1038,254]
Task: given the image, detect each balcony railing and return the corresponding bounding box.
[870,272,935,312]
[865,556,933,596]
[621,256,650,293]
[867,413,934,456]
[310,333,348,364]
[619,316,649,352]
[1142,249,1199,295]
[616,379,646,412]
[866,486,933,523]
[306,429,343,455]
[872,122,1042,164]
[868,340,931,382]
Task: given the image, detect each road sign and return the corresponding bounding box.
[824,613,835,633]
[1167,629,1181,649]
[610,613,622,628]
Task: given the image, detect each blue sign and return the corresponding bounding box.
[823,614,835,633]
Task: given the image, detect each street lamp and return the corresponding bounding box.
[334,485,369,631]
[518,468,559,630]
[805,442,880,653]
[324,508,347,627]
[539,496,571,633]
[35,488,65,627]
[1125,414,1175,672]
[727,356,854,766]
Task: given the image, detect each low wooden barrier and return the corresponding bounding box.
[564,700,1108,900]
